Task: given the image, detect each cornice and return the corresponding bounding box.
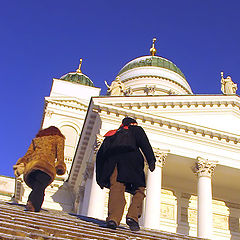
[93,101,240,145]
[93,95,240,111]
[45,97,88,111]
[68,108,98,188]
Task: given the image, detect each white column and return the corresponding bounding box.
[144,150,168,229]
[193,157,217,239]
[81,134,106,219]
[88,134,106,219]
[86,164,106,219]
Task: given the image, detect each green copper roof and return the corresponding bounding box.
[60,72,94,87]
[118,56,186,79]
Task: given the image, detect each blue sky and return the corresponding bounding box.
[1,0,240,177]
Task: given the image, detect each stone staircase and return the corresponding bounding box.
[0,201,205,240]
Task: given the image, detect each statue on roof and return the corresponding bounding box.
[105,76,126,96]
[221,72,237,94]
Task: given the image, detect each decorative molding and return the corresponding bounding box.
[75,185,85,204]
[45,110,54,118]
[188,208,197,224]
[69,112,97,186]
[144,85,156,95]
[64,156,73,164]
[213,213,229,230]
[122,75,192,94]
[45,97,88,112]
[93,100,240,145]
[94,95,240,111]
[192,157,218,177]
[94,134,104,154]
[160,203,175,220]
[154,148,170,167]
[84,162,94,180]
[125,87,133,96]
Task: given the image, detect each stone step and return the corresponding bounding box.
[0,201,205,240]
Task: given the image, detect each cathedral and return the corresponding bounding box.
[1,39,240,240]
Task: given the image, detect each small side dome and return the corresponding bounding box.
[60,72,94,87]
[60,59,94,87]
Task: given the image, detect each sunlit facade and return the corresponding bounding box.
[2,41,240,240]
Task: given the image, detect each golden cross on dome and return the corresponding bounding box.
[150,38,157,56]
[76,59,83,73]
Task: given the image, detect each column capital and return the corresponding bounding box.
[154,148,170,168]
[94,134,104,154]
[193,157,217,177]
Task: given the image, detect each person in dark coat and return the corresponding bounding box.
[96,117,156,231]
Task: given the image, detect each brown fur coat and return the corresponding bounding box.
[16,135,66,188]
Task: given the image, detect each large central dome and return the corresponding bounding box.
[117,55,192,95]
[114,39,193,96]
[118,55,186,79]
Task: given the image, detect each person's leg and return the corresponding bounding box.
[106,167,126,226]
[25,171,38,211]
[126,187,145,231]
[27,170,51,212]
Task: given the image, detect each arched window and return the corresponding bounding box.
[60,125,79,158]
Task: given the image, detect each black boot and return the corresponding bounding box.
[106,220,117,230]
[126,217,140,231]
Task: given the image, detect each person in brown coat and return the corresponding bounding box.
[13,126,66,212]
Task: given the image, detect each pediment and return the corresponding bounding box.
[45,96,89,110]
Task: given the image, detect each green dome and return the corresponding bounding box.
[60,72,94,87]
[118,56,185,79]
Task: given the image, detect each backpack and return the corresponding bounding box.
[102,127,137,155]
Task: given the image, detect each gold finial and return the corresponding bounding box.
[76,59,83,73]
[150,38,157,56]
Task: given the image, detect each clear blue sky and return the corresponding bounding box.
[1,0,240,177]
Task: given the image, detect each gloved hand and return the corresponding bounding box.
[149,163,155,172]
[13,163,25,177]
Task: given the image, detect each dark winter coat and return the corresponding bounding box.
[96,125,156,194]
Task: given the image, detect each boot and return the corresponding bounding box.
[126,217,140,231]
[25,201,35,212]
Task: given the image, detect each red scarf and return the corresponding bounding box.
[104,124,129,137]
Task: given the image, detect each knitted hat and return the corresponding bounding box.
[122,117,137,126]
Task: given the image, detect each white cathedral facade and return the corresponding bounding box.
[1,40,240,240]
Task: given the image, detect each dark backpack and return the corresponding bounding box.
[102,127,137,155]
